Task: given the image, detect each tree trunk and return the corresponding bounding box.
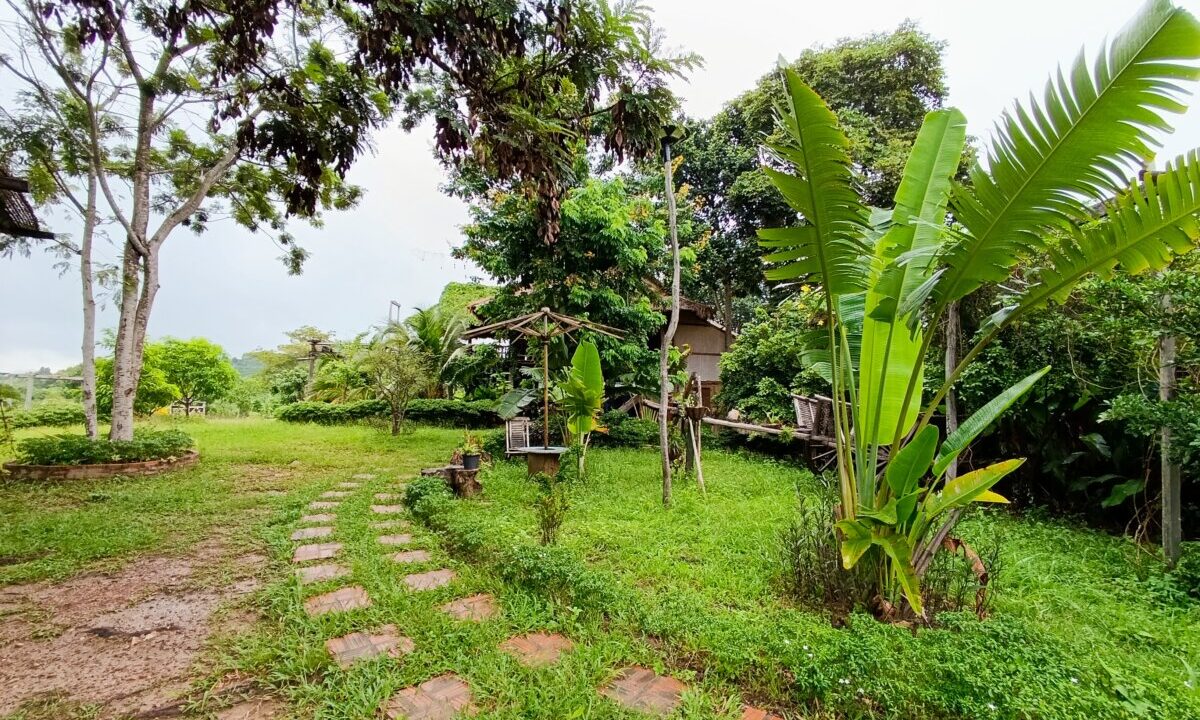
[1160,292,1181,567]
[109,245,143,441]
[79,171,99,439]
[391,403,401,435]
[659,145,682,507]
[916,300,961,577]
[721,279,734,348]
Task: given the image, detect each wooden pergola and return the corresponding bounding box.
[461,307,624,450]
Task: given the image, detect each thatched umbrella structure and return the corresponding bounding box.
[461,307,624,453]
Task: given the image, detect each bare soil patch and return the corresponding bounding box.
[0,542,267,718]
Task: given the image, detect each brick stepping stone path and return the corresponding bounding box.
[292,543,342,563]
[300,513,336,523]
[336,481,361,488]
[296,563,350,585]
[440,594,497,622]
[390,550,431,564]
[404,569,456,591]
[352,473,377,480]
[309,501,340,510]
[741,707,785,720]
[382,674,475,720]
[321,490,352,499]
[500,633,573,667]
[601,667,686,717]
[304,585,372,616]
[372,504,404,514]
[290,526,333,541]
[325,624,414,668]
[371,520,410,530]
[374,492,402,501]
[378,534,413,546]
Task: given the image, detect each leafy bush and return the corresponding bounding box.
[532,472,569,545]
[480,429,507,459]
[8,404,87,429]
[1170,543,1200,600]
[591,410,658,448]
[496,544,615,611]
[276,398,500,427]
[15,429,194,466]
[780,493,874,614]
[403,475,454,519]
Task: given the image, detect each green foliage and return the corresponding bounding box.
[276,398,500,427]
[591,410,658,448]
[15,429,193,466]
[496,544,615,612]
[157,337,239,411]
[458,177,668,385]
[532,472,570,545]
[756,0,1200,616]
[404,476,456,522]
[8,404,86,429]
[95,343,180,416]
[716,293,827,420]
[359,325,433,434]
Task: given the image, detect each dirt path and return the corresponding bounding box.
[0,538,266,718]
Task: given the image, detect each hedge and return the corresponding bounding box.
[14,429,194,466]
[6,404,87,429]
[276,398,500,428]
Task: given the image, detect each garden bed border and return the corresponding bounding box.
[2,449,200,481]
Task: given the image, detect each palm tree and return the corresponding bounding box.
[759,0,1200,618]
[404,306,466,398]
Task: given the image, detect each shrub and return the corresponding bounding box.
[496,544,615,611]
[591,410,658,448]
[780,492,874,615]
[9,404,87,429]
[1171,543,1200,600]
[480,429,507,459]
[403,475,454,520]
[15,429,194,466]
[276,398,500,428]
[532,472,569,545]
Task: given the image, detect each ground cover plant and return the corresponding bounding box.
[13,428,193,466]
[1,418,1197,719]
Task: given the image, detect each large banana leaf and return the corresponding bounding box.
[932,366,1050,477]
[562,340,605,436]
[858,109,968,445]
[1017,151,1200,310]
[924,459,1023,517]
[938,0,1200,305]
[758,69,870,295]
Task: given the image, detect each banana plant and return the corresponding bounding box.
[759,0,1200,617]
[559,339,606,476]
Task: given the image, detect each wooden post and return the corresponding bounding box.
[24,375,33,411]
[659,131,682,508]
[542,339,550,449]
[1160,293,1181,567]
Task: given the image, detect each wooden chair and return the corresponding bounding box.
[506,416,531,457]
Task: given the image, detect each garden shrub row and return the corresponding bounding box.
[276,398,500,427]
[14,429,194,466]
[6,404,87,429]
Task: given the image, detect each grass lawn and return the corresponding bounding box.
[1,417,1197,719]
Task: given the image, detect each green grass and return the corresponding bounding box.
[2,418,1197,719]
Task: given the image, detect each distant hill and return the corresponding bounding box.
[231,354,265,377]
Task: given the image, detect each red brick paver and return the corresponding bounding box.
[372,504,404,514]
[300,513,336,523]
[290,526,333,541]
[309,501,339,510]
[440,594,498,621]
[500,632,573,667]
[382,674,476,720]
[391,550,432,564]
[325,624,414,668]
[292,543,342,563]
[295,563,350,585]
[601,667,686,717]
[403,569,456,591]
[303,585,372,616]
[741,706,785,720]
[378,534,413,546]
[321,490,351,499]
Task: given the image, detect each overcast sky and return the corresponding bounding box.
[3,0,1199,372]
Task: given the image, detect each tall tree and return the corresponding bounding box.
[5,0,691,441]
[157,338,239,416]
[678,22,953,335]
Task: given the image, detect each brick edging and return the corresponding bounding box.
[2,449,200,481]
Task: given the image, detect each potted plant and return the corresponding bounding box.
[459,432,483,470]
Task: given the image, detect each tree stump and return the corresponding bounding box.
[420,465,482,498]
